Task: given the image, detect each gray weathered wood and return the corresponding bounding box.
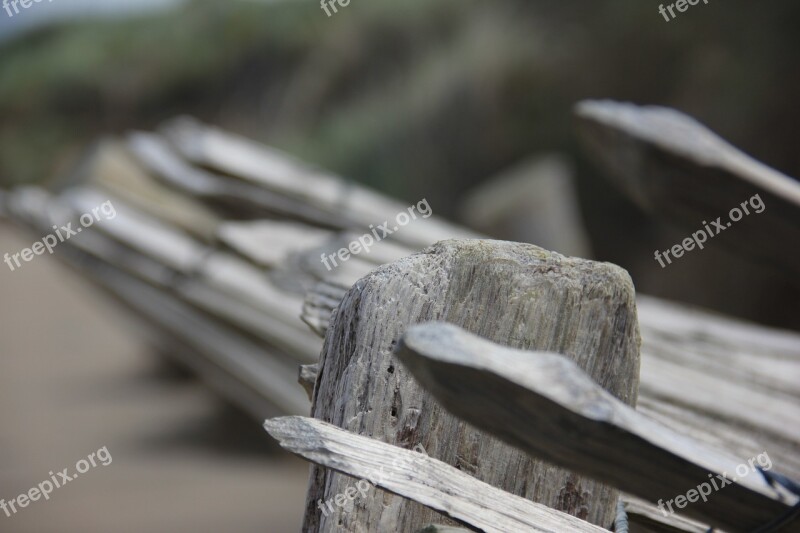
[217,220,334,268]
[307,239,641,530]
[264,416,609,533]
[301,280,351,337]
[3,118,796,533]
[4,196,308,417]
[620,496,708,533]
[2,186,317,417]
[128,131,346,227]
[299,364,319,401]
[62,187,319,359]
[414,526,472,533]
[301,281,800,482]
[575,100,800,276]
[85,140,221,242]
[636,296,800,481]
[395,322,797,532]
[159,117,478,250]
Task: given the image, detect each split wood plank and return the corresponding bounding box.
[636,296,800,480]
[298,364,318,401]
[620,496,708,533]
[62,187,319,358]
[2,192,309,417]
[575,100,800,277]
[159,117,479,250]
[128,131,345,227]
[264,416,609,533]
[395,321,798,532]
[299,281,800,480]
[84,140,221,242]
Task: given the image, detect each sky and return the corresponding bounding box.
[0,0,186,43]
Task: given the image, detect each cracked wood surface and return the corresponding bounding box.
[265,416,609,533]
[395,322,798,532]
[306,239,641,531]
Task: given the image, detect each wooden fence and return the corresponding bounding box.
[1,102,798,532]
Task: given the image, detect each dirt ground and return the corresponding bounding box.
[0,222,309,532]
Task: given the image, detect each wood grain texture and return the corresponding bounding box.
[636,296,800,482]
[299,364,319,401]
[620,496,708,533]
[395,322,798,532]
[298,283,800,485]
[301,280,352,337]
[8,207,307,416]
[159,117,478,250]
[86,140,221,242]
[128,131,345,226]
[575,100,800,277]
[265,416,609,533]
[62,187,320,360]
[307,239,641,531]
[2,187,314,417]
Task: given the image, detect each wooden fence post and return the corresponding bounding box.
[305,239,640,531]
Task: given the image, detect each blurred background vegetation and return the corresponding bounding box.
[2,0,799,327]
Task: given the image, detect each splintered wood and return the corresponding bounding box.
[395,322,796,532]
[265,416,609,533]
[3,115,799,533]
[306,239,641,531]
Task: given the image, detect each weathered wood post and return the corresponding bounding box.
[306,239,641,531]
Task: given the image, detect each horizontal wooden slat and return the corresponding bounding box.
[395,322,798,532]
[299,282,800,482]
[637,296,800,480]
[263,416,608,533]
[575,100,800,277]
[159,117,479,249]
